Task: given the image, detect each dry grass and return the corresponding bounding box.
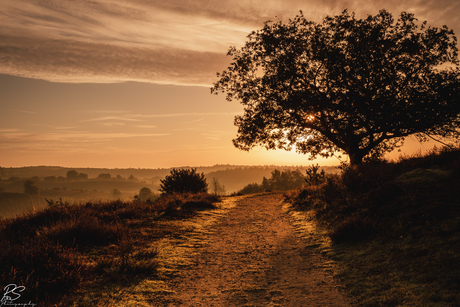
[287,146,460,306]
[0,192,220,306]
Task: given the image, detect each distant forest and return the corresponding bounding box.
[0,165,338,218]
[0,165,339,194]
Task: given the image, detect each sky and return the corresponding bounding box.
[1,0,459,169]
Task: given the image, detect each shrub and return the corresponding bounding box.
[238,182,264,195]
[160,168,208,194]
[304,164,327,186]
[329,216,376,243]
[136,187,154,202]
[23,180,39,195]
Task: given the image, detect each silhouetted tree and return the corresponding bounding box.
[44,176,57,182]
[262,169,305,191]
[77,173,88,180]
[210,177,226,196]
[304,164,327,186]
[66,170,79,181]
[238,183,264,195]
[160,168,208,194]
[112,188,122,198]
[136,187,153,202]
[127,175,138,181]
[24,180,39,195]
[97,173,112,180]
[212,10,459,165]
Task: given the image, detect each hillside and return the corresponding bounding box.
[286,146,460,306]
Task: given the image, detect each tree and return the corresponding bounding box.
[44,176,57,182]
[77,173,88,180]
[24,180,39,195]
[160,168,208,194]
[136,187,152,202]
[66,170,79,181]
[212,10,459,165]
[305,164,327,186]
[112,188,122,198]
[261,169,305,191]
[97,173,112,180]
[210,177,226,196]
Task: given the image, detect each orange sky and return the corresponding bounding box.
[0,0,458,168]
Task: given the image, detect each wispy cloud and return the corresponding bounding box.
[134,125,157,129]
[0,131,169,146]
[9,109,35,114]
[0,0,458,86]
[81,116,144,122]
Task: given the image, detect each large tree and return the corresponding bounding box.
[212,10,460,165]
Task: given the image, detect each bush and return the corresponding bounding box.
[238,183,264,195]
[160,168,208,195]
[136,187,154,202]
[329,216,376,243]
[23,180,39,195]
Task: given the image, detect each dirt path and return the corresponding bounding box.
[153,194,353,306]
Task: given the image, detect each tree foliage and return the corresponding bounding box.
[24,180,39,195]
[238,169,306,194]
[212,9,460,165]
[160,168,208,195]
[136,187,153,202]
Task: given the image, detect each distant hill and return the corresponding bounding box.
[0,165,339,194]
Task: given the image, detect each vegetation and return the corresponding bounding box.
[286,146,460,305]
[0,192,220,306]
[238,169,309,194]
[212,10,459,165]
[23,180,39,195]
[160,168,208,195]
[135,187,155,202]
[210,177,226,196]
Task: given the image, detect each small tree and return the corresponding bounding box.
[77,173,88,180]
[210,177,226,196]
[97,173,112,180]
[305,164,327,186]
[24,180,39,195]
[212,10,459,165]
[136,187,152,202]
[66,170,79,181]
[112,188,122,198]
[160,168,208,195]
[44,176,57,182]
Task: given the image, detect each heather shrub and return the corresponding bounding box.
[329,216,376,243]
[160,168,208,194]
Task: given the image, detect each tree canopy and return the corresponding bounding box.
[160,168,208,194]
[212,9,460,165]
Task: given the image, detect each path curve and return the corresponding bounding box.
[157,194,353,306]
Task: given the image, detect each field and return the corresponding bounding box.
[286,146,460,306]
[1,147,459,306]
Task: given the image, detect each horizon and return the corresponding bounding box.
[1,0,458,168]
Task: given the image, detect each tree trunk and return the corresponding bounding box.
[348,151,364,166]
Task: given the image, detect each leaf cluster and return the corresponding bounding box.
[159,168,208,195]
[212,9,459,164]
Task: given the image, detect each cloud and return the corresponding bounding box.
[133,125,157,129]
[81,116,144,122]
[0,0,458,86]
[0,130,169,147]
[9,109,35,114]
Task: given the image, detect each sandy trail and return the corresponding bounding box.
[156,194,353,306]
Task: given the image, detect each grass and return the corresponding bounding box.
[286,146,460,306]
[0,192,220,306]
